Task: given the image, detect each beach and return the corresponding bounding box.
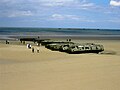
[0,39,120,90]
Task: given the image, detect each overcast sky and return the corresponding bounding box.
[0,0,120,29]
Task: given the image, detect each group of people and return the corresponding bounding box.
[6,40,9,44]
[32,47,39,53]
[27,44,40,53]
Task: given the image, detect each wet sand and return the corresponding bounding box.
[0,39,120,90]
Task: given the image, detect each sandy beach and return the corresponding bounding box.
[0,39,120,90]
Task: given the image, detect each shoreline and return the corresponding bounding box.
[0,34,120,40]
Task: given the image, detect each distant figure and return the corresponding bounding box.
[69,39,71,42]
[23,41,25,44]
[32,48,34,53]
[67,39,71,42]
[27,44,31,49]
[6,40,8,44]
[6,40,9,44]
[20,40,22,43]
[37,42,41,46]
[67,39,68,42]
[37,48,39,53]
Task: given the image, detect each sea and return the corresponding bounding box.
[0,27,120,40]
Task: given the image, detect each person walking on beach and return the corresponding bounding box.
[37,49,39,53]
[32,47,34,53]
[37,47,39,53]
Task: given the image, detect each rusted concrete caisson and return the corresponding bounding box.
[45,42,104,54]
[66,43,104,54]
[45,42,74,51]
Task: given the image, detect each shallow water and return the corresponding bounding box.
[0,27,120,35]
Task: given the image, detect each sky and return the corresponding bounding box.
[0,0,120,29]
